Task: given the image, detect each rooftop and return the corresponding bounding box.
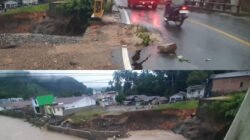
[211,71,250,79]
[187,85,205,90]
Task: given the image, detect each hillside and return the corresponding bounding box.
[0,71,91,99]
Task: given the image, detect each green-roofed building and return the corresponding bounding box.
[32,94,56,115]
[36,95,55,106]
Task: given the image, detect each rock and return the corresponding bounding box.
[69,60,79,66]
[157,42,177,54]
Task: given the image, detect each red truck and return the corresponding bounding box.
[128,0,160,10]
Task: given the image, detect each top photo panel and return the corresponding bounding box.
[0,0,249,70]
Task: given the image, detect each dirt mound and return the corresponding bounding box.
[0,12,84,36]
[73,109,195,133]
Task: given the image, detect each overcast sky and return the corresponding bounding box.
[0,70,145,88]
[0,70,115,88]
[30,70,116,88]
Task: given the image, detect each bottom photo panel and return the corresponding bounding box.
[0,70,249,140]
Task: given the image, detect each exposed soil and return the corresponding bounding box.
[0,12,83,36]
[71,109,195,133]
[0,12,165,69]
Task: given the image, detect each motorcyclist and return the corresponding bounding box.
[164,0,185,18]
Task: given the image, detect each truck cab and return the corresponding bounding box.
[128,0,160,10]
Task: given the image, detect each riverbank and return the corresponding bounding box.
[0,116,84,140]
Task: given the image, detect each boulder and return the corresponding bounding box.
[157,43,177,54]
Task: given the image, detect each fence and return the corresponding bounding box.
[185,0,250,15]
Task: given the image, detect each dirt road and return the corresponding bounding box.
[119,130,187,140]
[0,116,85,140]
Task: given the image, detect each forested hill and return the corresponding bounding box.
[0,72,92,99]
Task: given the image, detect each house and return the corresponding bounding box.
[208,71,250,95]
[4,100,32,111]
[186,85,205,99]
[169,91,186,102]
[32,95,56,115]
[52,96,96,116]
[22,0,38,5]
[124,95,168,105]
[4,0,18,9]
[95,91,118,107]
[0,106,4,111]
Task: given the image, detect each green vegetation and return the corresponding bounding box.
[104,0,113,13]
[1,4,49,15]
[208,93,245,121]
[0,71,93,99]
[70,108,106,124]
[154,100,199,110]
[136,26,154,46]
[115,93,125,104]
[56,0,92,33]
[106,71,229,98]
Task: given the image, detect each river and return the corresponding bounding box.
[0,115,85,140]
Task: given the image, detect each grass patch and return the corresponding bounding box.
[1,4,49,15]
[154,100,199,110]
[69,108,106,124]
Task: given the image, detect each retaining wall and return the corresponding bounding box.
[47,125,121,140]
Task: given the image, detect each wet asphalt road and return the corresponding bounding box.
[115,0,250,70]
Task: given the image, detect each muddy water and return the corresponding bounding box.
[0,116,85,140]
[119,130,187,140]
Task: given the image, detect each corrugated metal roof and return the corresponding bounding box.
[211,71,250,79]
[36,95,55,106]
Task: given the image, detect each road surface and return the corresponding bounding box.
[115,0,250,70]
[0,116,84,140]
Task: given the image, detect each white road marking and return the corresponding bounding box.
[122,48,132,70]
[122,9,131,25]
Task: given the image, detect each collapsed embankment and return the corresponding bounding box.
[45,109,195,140]
[0,12,85,36]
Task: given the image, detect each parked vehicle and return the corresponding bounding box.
[128,0,160,10]
[164,4,189,26]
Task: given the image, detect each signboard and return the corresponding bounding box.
[93,0,104,18]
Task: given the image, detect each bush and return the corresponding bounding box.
[208,93,245,121]
[56,0,93,33]
[104,0,113,13]
[135,26,153,46]
[115,93,126,104]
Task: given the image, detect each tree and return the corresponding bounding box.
[115,93,125,104]
[186,71,212,86]
[57,0,93,34]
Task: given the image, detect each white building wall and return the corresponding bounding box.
[22,0,38,5]
[187,88,205,99]
[4,1,18,9]
[64,97,96,110]
[53,107,64,116]
[0,107,4,111]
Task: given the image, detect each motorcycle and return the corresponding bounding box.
[164,5,189,27]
